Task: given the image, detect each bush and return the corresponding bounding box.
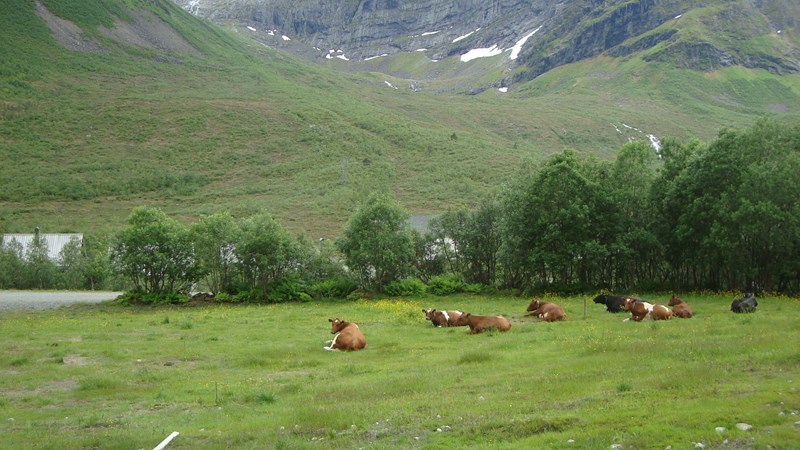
[213,292,236,303]
[427,274,465,296]
[115,290,189,305]
[384,278,426,297]
[307,277,358,300]
[463,283,485,294]
[232,289,264,303]
[267,280,312,303]
[346,289,370,301]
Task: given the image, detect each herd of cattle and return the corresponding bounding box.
[323,292,759,351]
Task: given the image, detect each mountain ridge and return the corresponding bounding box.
[173,0,800,92]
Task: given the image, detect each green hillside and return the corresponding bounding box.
[2,0,799,239]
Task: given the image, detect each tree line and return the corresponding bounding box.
[1,118,798,299]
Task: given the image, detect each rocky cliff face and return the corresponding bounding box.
[175,0,556,60]
[173,0,800,86]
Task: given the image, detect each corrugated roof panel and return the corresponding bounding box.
[2,234,83,261]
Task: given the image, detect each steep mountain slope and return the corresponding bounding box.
[173,0,800,93]
[1,0,800,239]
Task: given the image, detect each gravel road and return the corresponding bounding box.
[0,291,123,310]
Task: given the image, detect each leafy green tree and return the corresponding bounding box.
[500,150,606,290]
[431,197,502,286]
[607,141,662,288]
[301,236,348,284]
[191,212,241,294]
[654,118,800,291]
[336,193,415,292]
[235,212,303,297]
[411,229,447,283]
[57,236,85,290]
[81,233,116,290]
[111,207,204,294]
[24,234,58,289]
[0,240,24,289]
[649,138,701,288]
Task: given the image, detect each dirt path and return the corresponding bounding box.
[0,291,122,310]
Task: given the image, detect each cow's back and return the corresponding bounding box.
[651,304,673,320]
[334,324,366,351]
[673,302,693,318]
[534,303,566,322]
[469,314,511,333]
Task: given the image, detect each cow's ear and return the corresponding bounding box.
[329,319,333,323]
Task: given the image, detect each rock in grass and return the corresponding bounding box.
[735,423,753,431]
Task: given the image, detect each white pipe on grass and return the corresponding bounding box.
[153,431,179,450]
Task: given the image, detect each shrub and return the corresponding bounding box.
[267,280,312,303]
[427,274,465,296]
[213,292,235,303]
[307,277,358,300]
[232,289,264,304]
[116,290,189,305]
[384,278,426,297]
[463,283,485,294]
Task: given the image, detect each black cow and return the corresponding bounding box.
[592,293,631,313]
[731,293,757,313]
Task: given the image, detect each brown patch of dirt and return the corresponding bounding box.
[34,1,106,53]
[62,354,90,366]
[99,9,200,56]
[34,1,199,57]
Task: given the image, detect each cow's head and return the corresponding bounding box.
[423,308,436,321]
[527,300,542,312]
[623,298,636,311]
[668,294,681,306]
[593,293,607,304]
[329,318,347,334]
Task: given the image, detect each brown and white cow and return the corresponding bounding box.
[452,313,511,334]
[623,298,672,321]
[667,294,693,318]
[323,318,366,351]
[422,308,464,327]
[526,300,566,322]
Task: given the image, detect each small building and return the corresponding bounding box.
[2,228,83,261]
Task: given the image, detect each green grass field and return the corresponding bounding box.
[1,293,798,449]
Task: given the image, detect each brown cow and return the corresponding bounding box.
[667,294,693,318]
[422,308,464,327]
[651,304,673,320]
[526,300,566,322]
[452,313,511,334]
[323,318,366,351]
[623,298,672,321]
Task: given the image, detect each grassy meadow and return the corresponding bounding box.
[1,293,798,449]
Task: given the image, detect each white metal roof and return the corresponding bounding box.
[2,233,83,260]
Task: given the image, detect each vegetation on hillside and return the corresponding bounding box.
[1,0,800,240]
[3,118,798,297]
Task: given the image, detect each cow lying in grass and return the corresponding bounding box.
[623,298,672,321]
[668,294,693,318]
[731,293,757,313]
[422,308,463,327]
[526,300,566,322]
[324,318,366,351]
[452,313,511,334]
[592,293,630,313]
